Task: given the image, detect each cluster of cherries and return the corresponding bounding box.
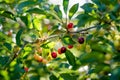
[51,23,84,58]
[33,23,84,60]
[24,23,85,72]
[51,46,67,58]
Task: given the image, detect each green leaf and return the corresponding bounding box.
[0,56,9,67]
[30,76,40,80]
[106,39,116,53]
[92,37,116,53]
[69,3,79,19]
[60,73,78,80]
[27,14,33,29]
[92,0,107,12]
[17,1,36,13]
[113,54,120,62]
[49,74,59,80]
[41,41,55,49]
[33,18,42,31]
[72,59,81,70]
[81,3,94,13]
[109,12,116,20]
[20,16,28,26]
[86,34,93,42]
[0,10,16,21]
[20,14,33,29]
[62,36,75,45]
[16,28,24,46]
[59,63,70,68]
[91,0,101,6]
[116,26,120,32]
[112,4,120,13]
[63,0,69,14]
[54,5,62,19]
[3,42,12,50]
[0,70,10,80]
[91,43,113,53]
[65,50,76,66]
[79,51,104,64]
[110,67,120,80]
[26,8,45,14]
[92,0,117,6]
[93,63,110,73]
[77,14,96,27]
[98,4,106,12]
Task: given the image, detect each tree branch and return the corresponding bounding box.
[69,25,97,33]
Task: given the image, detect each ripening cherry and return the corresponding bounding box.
[51,52,57,58]
[24,67,29,72]
[78,37,84,44]
[67,23,74,29]
[61,47,66,53]
[34,54,43,62]
[58,48,62,54]
[68,45,73,49]
[42,59,48,64]
[7,31,12,37]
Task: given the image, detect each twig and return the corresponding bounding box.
[69,25,97,33]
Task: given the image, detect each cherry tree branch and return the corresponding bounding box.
[69,25,97,33]
[32,25,98,43]
[2,25,98,70]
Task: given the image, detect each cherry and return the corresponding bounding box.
[58,48,62,54]
[7,31,12,37]
[42,59,48,64]
[67,23,74,29]
[68,45,73,49]
[38,56,43,62]
[24,67,29,72]
[61,47,66,53]
[34,54,43,62]
[51,52,57,58]
[78,37,84,44]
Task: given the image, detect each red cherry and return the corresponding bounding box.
[68,45,73,49]
[24,67,29,72]
[51,52,57,58]
[67,23,74,29]
[58,48,62,54]
[61,47,66,53]
[78,37,84,44]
